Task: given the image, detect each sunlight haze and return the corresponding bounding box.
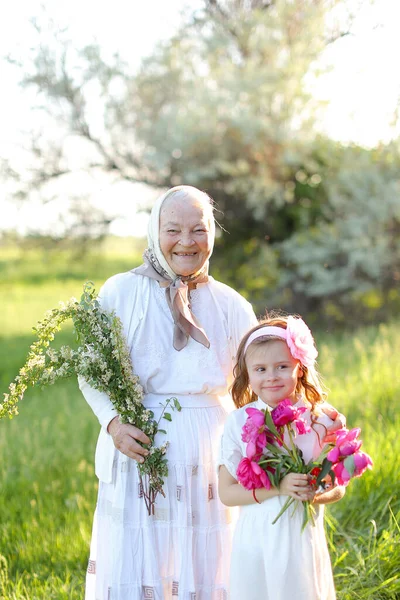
[1,0,399,236]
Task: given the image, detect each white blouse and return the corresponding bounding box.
[79,271,257,482]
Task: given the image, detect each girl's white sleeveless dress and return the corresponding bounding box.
[219,398,337,600]
[81,272,257,600]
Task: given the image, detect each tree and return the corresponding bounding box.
[277,140,400,325]
[6,0,399,325]
[3,1,353,233]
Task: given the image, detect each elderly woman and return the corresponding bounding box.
[79,186,342,600]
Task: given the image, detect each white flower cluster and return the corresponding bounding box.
[2,282,178,514]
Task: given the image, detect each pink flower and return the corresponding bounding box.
[286,316,318,368]
[237,457,271,490]
[242,408,265,442]
[331,448,373,486]
[271,399,310,435]
[335,428,361,445]
[332,461,352,486]
[327,428,362,463]
[246,438,265,460]
[327,447,339,463]
[353,451,373,477]
[242,407,271,458]
[326,427,373,487]
[295,418,310,435]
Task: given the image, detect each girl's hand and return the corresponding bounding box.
[279,473,313,501]
[321,404,346,443]
[107,416,150,463]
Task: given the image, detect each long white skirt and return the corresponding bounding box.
[85,395,233,600]
[230,497,336,600]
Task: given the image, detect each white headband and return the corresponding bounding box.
[243,317,318,368]
[244,326,287,354]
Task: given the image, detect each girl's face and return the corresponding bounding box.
[159,195,213,277]
[245,340,302,408]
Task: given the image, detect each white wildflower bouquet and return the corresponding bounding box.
[1,282,180,515]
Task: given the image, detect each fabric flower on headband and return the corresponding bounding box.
[285,316,318,368]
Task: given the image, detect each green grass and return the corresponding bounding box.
[0,240,146,599]
[0,383,97,599]
[316,325,400,599]
[0,241,399,599]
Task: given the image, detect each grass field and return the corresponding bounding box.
[0,241,399,599]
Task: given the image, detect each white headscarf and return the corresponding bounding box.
[147,185,215,280]
[132,185,216,350]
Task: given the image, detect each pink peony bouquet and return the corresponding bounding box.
[236,399,373,530]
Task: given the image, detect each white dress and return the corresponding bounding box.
[79,271,257,600]
[219,398,336,600]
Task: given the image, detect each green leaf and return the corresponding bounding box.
[173,398,182,411]
[265,443,281,455]
[264,410,279,437]
[275,463,283,482]
[329,470,336,487]
[157,429,167,435]
[343,454,355,478]
[163,412,172,422]
[316,458,333,484]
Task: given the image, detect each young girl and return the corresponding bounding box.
[218,316,345,600]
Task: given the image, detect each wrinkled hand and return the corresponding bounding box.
[322,404,346,443]
[107,416,150,463]
[279,473,313,501]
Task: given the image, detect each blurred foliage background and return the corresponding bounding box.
[2,0,400,328]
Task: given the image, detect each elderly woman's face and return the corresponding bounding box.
[159,195,213,277]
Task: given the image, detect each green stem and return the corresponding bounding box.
[287,425,304,470]
[156,398,172,427]
[272,496,297,525]
[301,501,316,532]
